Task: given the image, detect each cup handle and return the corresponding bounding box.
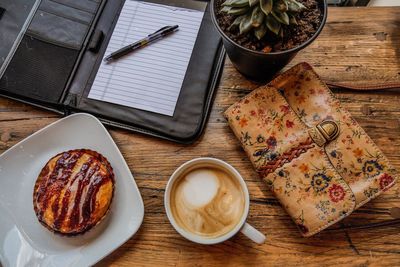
[240,222,266,244]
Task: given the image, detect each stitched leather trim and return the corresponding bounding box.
[257,137,315,175]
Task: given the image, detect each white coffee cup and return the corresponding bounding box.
[164,157,266,245]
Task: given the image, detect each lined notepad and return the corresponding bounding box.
[88,0,205,116]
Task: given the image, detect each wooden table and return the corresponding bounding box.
[1,7,400,266]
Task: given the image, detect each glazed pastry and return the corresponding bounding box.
[33,149,115,236]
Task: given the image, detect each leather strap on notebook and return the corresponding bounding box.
[326,81,400,90]
[328,219,400,232]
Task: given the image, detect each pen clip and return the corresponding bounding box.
[148,26,171,37]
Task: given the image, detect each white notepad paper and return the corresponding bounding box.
[88,0,205,116]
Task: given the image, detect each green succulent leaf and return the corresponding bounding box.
[227,6,250,15]
[254,23,268,40]
[271,10,289,25]
[224,0,249,7]
[288,14,298,25]
[275,0,288,12]
[220,6,232,12]
[228,15,246,31]
[239,13,253,34]
[266,15,280,35]
[287,0,306,12]
[251,6,265,27]
[260,0,273,15]
[249,0,260,6]
[279,27,284,38]
[222,0,234,6]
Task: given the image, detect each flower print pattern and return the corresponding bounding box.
[328,184,346,203]
[316,200,333,220]
[266,136,277,149]
[265,146,355,237]
[379,173,394,191]
[256,134,265,143]
[240,131,253,146]
[364,187,379,198]
[280,105,290,114]
[299,163,309,173]
[311,173,331,193]
[239,117,248,127]
[286,120,295,128]
[352,148,363,158]
[253,146,280,165]
[362,160,383,179]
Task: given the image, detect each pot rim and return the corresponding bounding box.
[210,0,328,56]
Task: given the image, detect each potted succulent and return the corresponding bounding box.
[211,0,327,81]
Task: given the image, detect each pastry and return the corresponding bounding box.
[33,149,115,236]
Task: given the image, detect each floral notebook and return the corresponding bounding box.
[225,63,398,237]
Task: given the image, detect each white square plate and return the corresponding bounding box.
[0,113,144,267]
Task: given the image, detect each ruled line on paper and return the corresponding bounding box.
[88,0,205,116]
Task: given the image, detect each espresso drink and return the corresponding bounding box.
[170,166,245,238]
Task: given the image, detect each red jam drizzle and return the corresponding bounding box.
[53,158,93,230]
[36,152,78,219]
[69,163,100,229]
[50,152,83,222]
[81,173,110,226]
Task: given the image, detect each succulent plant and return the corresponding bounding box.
[221,0,306,40]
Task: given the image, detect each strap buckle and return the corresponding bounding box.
[308,120,340,147]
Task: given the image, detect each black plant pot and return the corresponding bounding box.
[211,0,327,82]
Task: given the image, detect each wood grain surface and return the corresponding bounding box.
[1,7,400,267]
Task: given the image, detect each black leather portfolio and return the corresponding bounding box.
[0,0,225,144]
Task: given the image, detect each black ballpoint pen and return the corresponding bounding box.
[104,25,179,62]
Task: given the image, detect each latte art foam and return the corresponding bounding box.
[170,167,245,238]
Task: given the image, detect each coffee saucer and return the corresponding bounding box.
[0,113,144,266]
